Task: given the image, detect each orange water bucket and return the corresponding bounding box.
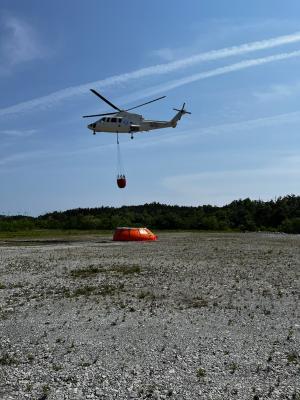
[113,227,157,241]
[117,175,126,188]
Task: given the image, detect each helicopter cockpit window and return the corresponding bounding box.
[111,118,117,123]
[106,118,110,122]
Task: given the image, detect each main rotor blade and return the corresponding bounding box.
[82,112,117,118]
[125,95,166,111]
[90,89,122,112]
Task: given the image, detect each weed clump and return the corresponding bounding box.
[229,362,238,374]
[196,368,206,378]
[137,290,156,300]
[185,296,208,308]
[69,283,123,298]
[70,266,102,278]
[71,286,97,297]
[0,353,15,365]
[112,265,141,275]
[287,352,298,364]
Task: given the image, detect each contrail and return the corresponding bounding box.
[131,50,300,99]
[1,31,300,117]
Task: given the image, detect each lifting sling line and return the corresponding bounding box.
[116,133,124,177]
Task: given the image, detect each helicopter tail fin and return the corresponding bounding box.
[171,103,191,127]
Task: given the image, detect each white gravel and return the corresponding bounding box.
[0,232,299,399]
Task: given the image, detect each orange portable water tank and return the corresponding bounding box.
[113,227,157,241]
[117,175,126,189]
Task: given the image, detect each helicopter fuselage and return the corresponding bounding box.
[84,89,190,136]
[87,111,176,134]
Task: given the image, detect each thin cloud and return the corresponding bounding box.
[0,150,48,167]
[0,141,115,167]
[0,16,43,68]
[2,31,300,116]
[1,129,37,137]
[149,47,177,62]
[254,81,300,102]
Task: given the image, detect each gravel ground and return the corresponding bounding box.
[0,232,299,400]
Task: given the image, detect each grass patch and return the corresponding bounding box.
[69,283,123,298]
[71,286,97,297]
[0,229,112,240]
[112,265,142,275]
[229,362,238,374]
[70,266,102,278]
[196,368,206,378]
[70,265,141,279]
[0,353,16,365]
[42,384,50,395]
[52,364,62,371]
[287,352,298,364]
[99,284,119,296]
[137,290,156,300]
[0,282,6,289]
[185,296,208,308]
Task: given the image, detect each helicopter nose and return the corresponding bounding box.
[88,123,95,130]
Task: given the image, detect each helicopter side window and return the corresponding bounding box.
[111,118,117,123]
[118,118,122,123]
[106,118,110,122]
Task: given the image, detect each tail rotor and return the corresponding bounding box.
[171,102,191,127]
[173,103,191,115]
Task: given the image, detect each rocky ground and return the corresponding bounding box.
[0,232,299,400]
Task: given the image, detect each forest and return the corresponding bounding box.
[0,195,300,233]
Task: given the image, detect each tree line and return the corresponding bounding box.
[0,195,300,233]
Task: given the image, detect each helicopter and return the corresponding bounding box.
[83,89,191,139]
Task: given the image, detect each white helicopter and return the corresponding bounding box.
[83,89,191,139]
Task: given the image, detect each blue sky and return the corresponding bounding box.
[1,1,300,215]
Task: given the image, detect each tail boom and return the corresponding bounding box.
[171,103,191,127]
